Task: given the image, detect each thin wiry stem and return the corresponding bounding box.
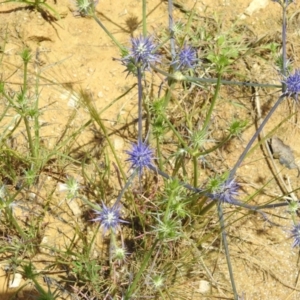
[125,239,159,299]
[168,0,176,62]
[193,156,198,188]
[115,170,138,206]
[149,164,207,194]
[229,93,286,179]
[217,203,238,300]
[282,5,287,92]
[142,0,147,36]
[92,14,125,52]
[137,66,143,143]
[149,164,292,215]
[151,65,281,89]
[202,73,222,131]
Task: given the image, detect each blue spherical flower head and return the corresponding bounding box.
[211,178,240,204]
[122,35,160,73]
[173,45,197,70]
[92,202,127,233]
[126,140,154,175]
[290,223,300,247]
[284,70,300,101]
[272,0,294,6]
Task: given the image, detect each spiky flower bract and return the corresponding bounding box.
[58,176,81,200]
[121,35,160,72]
[209,177,240,204]
[92,202,127,233]
[290,223,300,247]
[73,0,96,15]
[272,0,294,6]
[126,140,154,175]
[151,274,164,289]
[112,246,129,264]
[153,215,182,241]
[287,200,300,215]
[284,70,300,100]
[173,45,197,70]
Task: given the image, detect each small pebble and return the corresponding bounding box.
[198,280,211,294]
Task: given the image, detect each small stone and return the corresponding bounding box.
[68,200,81,216]
[9,273,22,288]
[244,0,269,16]
[114,137,124,150]
[28,193,36,200]
[198,280,211,294]
[97,91,104,98]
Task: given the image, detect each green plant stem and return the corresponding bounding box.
[149,164,207,195]
[282,4,287,92]
[97,118,126,180]
[217,203,238,300]
[31,276,49,297]
[151,65,281,89]
[202,73,222,131]
[99,84,137,114]
[92,14,125,52]
[125,239,159,299]
[168,0,176,61]
[81,91,127,181]
[6,207,27,240]
[172,154,185,177]
[158,289,166,300]
[115,170,137,205]
[193,156,198,187]
[156,136,164,170]
[33,71,42,160]
[109,231,117,265]
[142,0,147,36]
[23,116,35,159]
[199,198,216,215]
[137,66,143,142]
[22,55,29,96]
[194,133,232,157]
[163,115,189,149]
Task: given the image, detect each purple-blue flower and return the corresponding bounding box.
[173,45,197,70]
[290,223,300,247]
[122,35,160,71]
[284,70,300,100]
[126,140,154,175]
[92,202,127,232]
[210,178,240,204]
[272,0,294,6]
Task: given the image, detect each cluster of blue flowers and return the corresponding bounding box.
[93,36,200,233]
[91,9,300,249]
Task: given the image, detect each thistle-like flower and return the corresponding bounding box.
[92,202,127,233]
[126,140,154,175]
[209,178,240,204]
[73,0,97,15]
[290,223,300,247]
[153,215,182,241]
[272,0,294,7]
[151,274,164,289]
[284,70,300,100]
[173,45,197,70]
[58,176,81,201]
[112,246,129,264]
[121,35,160,72]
